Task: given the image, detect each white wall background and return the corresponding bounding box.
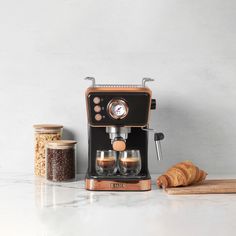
[0,0,235,174]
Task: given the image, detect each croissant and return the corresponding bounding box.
[157,161,207,188]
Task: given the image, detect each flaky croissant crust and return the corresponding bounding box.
[157,161,207,188]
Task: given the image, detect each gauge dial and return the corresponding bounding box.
[107,99,129,119]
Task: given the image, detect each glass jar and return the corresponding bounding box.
[33,124,63,177]
[46,140,77,182]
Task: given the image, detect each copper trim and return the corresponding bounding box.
[112,140,126,151]
[85,178,152,191]
[86,86,152,97]
[88,124,147,128]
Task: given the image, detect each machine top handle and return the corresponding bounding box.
[142,78,154,87]
[85,77,155,88]
[85,77,95,87]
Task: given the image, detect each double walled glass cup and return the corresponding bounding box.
[119,150,141,176]
[96,150,117,176]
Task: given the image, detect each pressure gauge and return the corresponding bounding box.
[107,99,129,119]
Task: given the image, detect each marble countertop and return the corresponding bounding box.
[0,173,236,236]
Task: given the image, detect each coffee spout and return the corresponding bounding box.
[106,127,131,151]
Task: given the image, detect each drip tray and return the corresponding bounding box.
[89,174,150,181]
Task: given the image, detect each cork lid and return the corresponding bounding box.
[33,124,63,129]
[33,124,63,133]
[47,140,77,149]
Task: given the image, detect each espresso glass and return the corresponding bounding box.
[119,150,141,176]
[96,150,117,176]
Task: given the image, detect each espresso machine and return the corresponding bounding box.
[85,77,164,191]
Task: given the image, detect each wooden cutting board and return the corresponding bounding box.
[165,179,236,195]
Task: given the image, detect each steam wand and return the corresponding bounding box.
[141,128,164,161]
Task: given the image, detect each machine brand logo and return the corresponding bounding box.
[110,183,126,189]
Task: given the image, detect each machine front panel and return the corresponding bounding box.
[87,92,150,126]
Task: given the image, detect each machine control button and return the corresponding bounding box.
[94,105,101,113]
[151,99,156,110]
[93,97,101,104]
[95,114,102,121]
[112,140,126,152]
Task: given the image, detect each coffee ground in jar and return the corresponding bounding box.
[47,148,75,181]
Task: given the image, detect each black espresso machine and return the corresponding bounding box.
[84,77,164,191]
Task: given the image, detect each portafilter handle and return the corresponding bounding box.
[141,128,165,161]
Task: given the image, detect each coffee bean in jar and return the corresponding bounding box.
[33,124,63,177]
[46,140,77,182]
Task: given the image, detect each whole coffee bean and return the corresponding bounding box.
[46,148,76,182]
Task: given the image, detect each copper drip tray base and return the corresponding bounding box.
[89,174,150,181]
[85,174,151,191]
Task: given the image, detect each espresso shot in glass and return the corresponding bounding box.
[96,150,117,176]
[119,150,141,176]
